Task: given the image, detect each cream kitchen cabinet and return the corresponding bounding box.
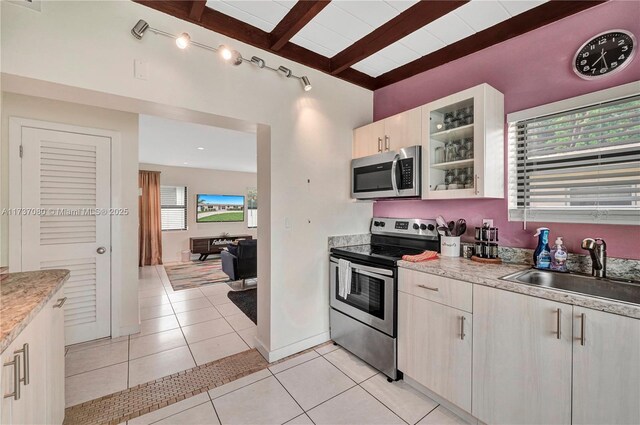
[1,288,66,425]
[422,83,504,199]
[572,307,640,425]
[472,284,573,425]
[352,107,421,158]
[397,269,473,412]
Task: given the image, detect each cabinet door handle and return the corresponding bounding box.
[579,313,586,346]
[54,297,67,308]
[14,343,29,386]
[3,354,20,400]
[377,137,383,153]
[556,308,562,339]
[474,174,479,195]
[384,135,390,151]
[417,284,439,292]
[460,316,466,340]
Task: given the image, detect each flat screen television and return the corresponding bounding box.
[196,194,245,223]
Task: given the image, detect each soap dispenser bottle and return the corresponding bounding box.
[550,237,568,272]
[533,227,551,269]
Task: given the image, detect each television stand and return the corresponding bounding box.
[190,235,253,261]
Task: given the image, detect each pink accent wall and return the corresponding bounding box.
[373,0,640,260]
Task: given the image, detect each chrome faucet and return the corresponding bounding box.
[581,238,607,278]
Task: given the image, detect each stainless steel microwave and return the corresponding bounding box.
[351,146,421,200]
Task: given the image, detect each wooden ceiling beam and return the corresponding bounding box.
[373,0,607,89]
[270,1,331,51]
[188,0,207,22]
[132,0,377,90]
[330,0,469,75]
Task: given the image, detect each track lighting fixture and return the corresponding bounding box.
[278,66,292,78]
[250,56,265,69]
[175,32,191,49]
[301,76,312,92]
[219,45,232,61]
[131,19,149,40]
[219,45,242,65]
[130,19,312,91]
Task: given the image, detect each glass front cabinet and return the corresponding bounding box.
[422,84,504,199]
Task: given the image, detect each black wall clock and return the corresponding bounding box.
[573,30,636,80]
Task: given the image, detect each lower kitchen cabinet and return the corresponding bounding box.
[572,307,640,425]
[1,288,66,425]
[398,291,472,411]
[472,285,573,425]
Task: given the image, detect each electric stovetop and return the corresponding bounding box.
[330,218,440,267]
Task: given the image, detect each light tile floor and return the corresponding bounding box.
[120,343,469,425]
[65,265,257,407]
[65,265,470,424]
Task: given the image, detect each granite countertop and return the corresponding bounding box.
[398,257,640,320]
[0,270,70,353]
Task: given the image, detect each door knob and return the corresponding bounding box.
[97,247,107,254]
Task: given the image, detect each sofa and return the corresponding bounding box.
[221,239,257,288]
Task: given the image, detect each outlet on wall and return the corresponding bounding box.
[134,59,148,80]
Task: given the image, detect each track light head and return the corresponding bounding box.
[219,45,242,65]
[301,76,312,92]
[219,45,232,60]
[250,56,265,69]
[278,66,292,78]
[131,19,149,40]
[175,32,191,49]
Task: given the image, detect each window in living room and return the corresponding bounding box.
[247,187,257,228]
[160,185,188,231]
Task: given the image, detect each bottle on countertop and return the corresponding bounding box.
[550,237,568,272]
[533,227,551,269]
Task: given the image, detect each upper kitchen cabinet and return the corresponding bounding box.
[352,107,421,159]
[422,84,504,199]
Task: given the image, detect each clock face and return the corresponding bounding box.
[574,30,636,80]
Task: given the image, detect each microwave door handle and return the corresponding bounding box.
[391,154,400,194]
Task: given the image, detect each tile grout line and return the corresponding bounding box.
[356,377,411,425]
[415,405,441,425]
[146,400,213,425]
[270,368,311,420]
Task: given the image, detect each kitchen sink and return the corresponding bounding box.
[501,269,640,305]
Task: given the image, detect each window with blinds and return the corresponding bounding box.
[509,94,640,225]
[160,186,187,231]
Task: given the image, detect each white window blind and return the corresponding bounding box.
[509,94,640,225]
[160,186,187,231]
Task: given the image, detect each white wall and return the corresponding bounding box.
[139,163,258,262]
[0,92,140,336]
[1,0,373,359]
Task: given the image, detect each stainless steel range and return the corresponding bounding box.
[329,217,439,380]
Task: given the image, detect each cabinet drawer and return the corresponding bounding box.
[398,268,472,313]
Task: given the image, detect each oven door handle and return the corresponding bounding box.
[391,154,400,195]
[330,257,394,277]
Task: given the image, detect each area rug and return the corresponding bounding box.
[164,259,230,291]
[227,289,257,324]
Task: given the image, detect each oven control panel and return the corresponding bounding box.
[371,218,438,240]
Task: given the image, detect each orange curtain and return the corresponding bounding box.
[139,170,163,266]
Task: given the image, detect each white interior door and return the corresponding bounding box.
[20,126,111,345]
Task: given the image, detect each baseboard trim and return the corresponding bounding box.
[255,331,331,363]
[403,375,479,425]
[115,323,141,338]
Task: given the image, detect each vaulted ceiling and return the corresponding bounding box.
[134,0,606,90]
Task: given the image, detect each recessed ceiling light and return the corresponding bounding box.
[183,162,188,165]
[197,147,205,150]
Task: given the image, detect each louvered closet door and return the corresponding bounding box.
[20,127,111,345]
